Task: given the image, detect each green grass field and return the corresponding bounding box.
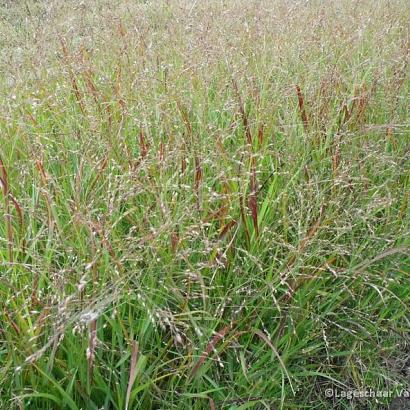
[0,0,409,408]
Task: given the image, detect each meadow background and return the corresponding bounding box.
[0,0,409,408]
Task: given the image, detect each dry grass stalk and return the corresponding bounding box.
[190,324,232,379]
[0,156,13,262]
[295,84,309,132]
[125,340,139,410]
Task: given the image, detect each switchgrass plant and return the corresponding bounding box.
[0,0,409,408]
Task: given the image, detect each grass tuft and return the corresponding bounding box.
[0,0,409,409]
